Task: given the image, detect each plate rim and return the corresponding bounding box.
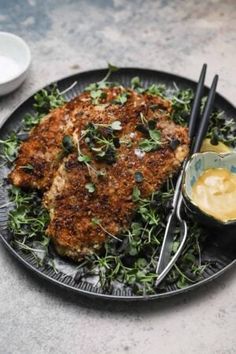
[1,66,235,129]
[0,66,235,301]
[0,232,235,301]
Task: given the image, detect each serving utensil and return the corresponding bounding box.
[155,65,218,287]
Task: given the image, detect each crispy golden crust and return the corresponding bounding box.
[8,100,80,190]
[9,87,173,190]
[9,92,111,190]
[42,88,189,261]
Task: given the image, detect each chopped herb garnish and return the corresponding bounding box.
[139,128,162,152]
[146,83,166,97]
[132,186,141,202]
[85,63,119,103]
[7,187,50,266]
[147,120,157,130]
[62,135,74,153]
[134,171,144,183]
[110,120,122,131]
[113,137,120,148]
[90,90,107,105]
[207,110,236,148]
[22,85,67,131]
[170,138,180,150]
[101,63,119,83]
[114,92,129,105]
[33,85,65,113]
[131,76,141,89]
[80,121,121,165]
[0,132,20,163]
[23,112,42,130]
[136,114,161,152]
[91,217,101,226]
[171,88,193,125]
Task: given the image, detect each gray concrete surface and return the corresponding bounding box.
[0,0,235,353]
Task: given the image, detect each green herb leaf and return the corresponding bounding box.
[132,186,141,202]
[23,113,43,130]
[85,182,96,193]
[107,63,119,73]
[78,154,91,163]
[171,88,193,125]
[91,217,101,225]
[139,129,161,152]
[131,76,141,89]
[114,92,128,105]
[136,258,148,269]
[90,90,107,105]
[62,135,74,153]
[149,129,161,142]
[207,110,236,148]
[146,84,166,97]
[33,85,65,113]
[111,121,122,131]
[0,132,20,163]
[99,63,119,83]
[131,222,142,236]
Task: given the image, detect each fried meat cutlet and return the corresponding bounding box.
[43,89,189,260]
[9,86,189,260]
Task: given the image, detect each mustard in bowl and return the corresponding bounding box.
[182,151,236,228]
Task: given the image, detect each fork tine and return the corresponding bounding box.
[155,71,219,287]
[193,75,218,153]
[155,65,207,278]
[188,63,207,139]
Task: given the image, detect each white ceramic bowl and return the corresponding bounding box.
[0,32,31,96]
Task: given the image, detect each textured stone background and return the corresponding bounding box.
[0,0,235,353]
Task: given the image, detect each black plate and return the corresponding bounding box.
[0,68,235,301]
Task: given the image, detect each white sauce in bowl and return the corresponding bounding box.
[0,55,20,83]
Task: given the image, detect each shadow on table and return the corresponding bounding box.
[1,244,235,316]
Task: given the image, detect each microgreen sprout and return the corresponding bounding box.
[114,92,129,105]
[85,64,119,104]
[139,128,162,152]
[80,121,122,165]
[91,217,122,242]
[100,63,119,83]
[33,85,65,113]
[0,132,20,163]
[85,182,96,193]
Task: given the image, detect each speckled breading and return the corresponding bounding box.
[42,88,189,261]
[8,97,84,190]
[9,87,174,190]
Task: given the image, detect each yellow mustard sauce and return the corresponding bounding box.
[191,168,236,222]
